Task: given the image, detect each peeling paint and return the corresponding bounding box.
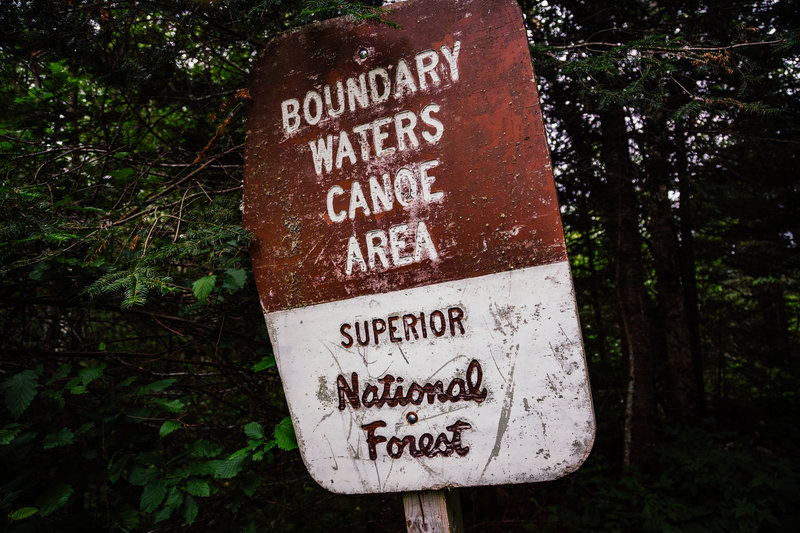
[267,263,594,493]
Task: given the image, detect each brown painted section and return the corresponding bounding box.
[244,0,566,312]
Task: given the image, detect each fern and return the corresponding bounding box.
[296,0,395,26]
[88,266,174,308]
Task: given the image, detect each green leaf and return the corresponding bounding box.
[137,378,176,395]
[186,479,211,497]
[183,494,199,525]
[274,417,298,451]
[28,262,47,281]
[253,355,276,372]
[36,483,74,517]
[48,363,72,384]
[2,370,39,418]
[192,275,216,302]
[43,389,65,409]
[244,422,264,440]
[228,447,250,459]
[11,431,35,447]
[78,363,105,385]
[118,376,137,388]
[8,507,38,521]
[252,439,276,461]
[44,232,79,243]
[164,486,183,509]
[110,167,135,180]
[156,398,185,413]
[116,505,139,530]
[159,420,181,438]
[225,268,247,289]
[129,465,159,486]
[0,427,20,445]
[189,439,222,458]
[240,471,260,497]
[140,478,167,513]
[75,422,94,436]
[43,428,74,449]
[109,453,131,483]
[200,456,247,479]
[154,505,172,523]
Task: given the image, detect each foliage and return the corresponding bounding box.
[542,422,800,532]
[0,1,397,531]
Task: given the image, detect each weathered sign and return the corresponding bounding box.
[243,0,595,494]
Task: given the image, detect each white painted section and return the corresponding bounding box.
[265,261,594,494]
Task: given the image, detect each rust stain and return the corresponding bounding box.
[243,0,567,313]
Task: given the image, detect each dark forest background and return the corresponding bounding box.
[1,0,798,531]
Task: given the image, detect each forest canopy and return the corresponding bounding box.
[1,0,798,531]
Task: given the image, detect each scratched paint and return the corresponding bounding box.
[244,0,595,494]
[267,262,594,493]
[243,0,566,311]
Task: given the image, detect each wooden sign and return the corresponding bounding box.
[243,0,594,494]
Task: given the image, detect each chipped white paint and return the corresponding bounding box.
[266,261,594,494]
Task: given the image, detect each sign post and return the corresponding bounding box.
[403,489,463,532]
[243,0,595,519]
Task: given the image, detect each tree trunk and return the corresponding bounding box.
[675,128,705,415]
[600,107,657,464]
[643,116,703,420]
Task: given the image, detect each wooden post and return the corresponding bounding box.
[403,490,464,533]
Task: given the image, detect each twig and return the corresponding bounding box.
[550,39,784,52]
[173,188,189,243]
[670,75,703,101]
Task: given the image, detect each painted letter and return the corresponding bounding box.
[420,159,443,202]
[365,230,389,269]
[389,224,413,266]
[369,173,394,214]
[326,184,346,223]
[324,81,345,117]
[337,373,360,409]
[372,117,395,158]
[309,135,334,175]
[440,41,462,82]
[352,123,371,161]
[394,59,417,97]
[335,130,357,169]
[348,181,371,220]
[393,168,418,208]
[368,67,391,104]
[345,235,367,275]
[303,90,323,125]
[413,220,439,262]
[347,73,369,111]
[281,98,301,134]
[362,421,387,460]
[421,104,444,144]
[415,50,440,90]
[340,324,354,348]
[394,110,419,151]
